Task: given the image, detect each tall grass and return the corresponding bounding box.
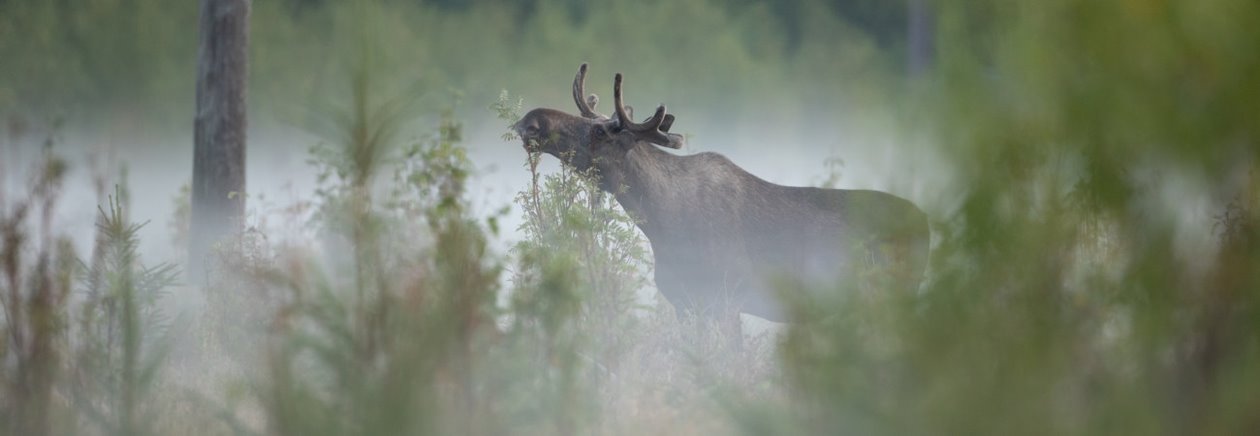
[2,139,179,436]
[1,147,73,436]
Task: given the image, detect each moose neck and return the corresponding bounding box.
[606,144,686,240]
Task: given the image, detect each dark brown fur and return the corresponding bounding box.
[513,66,928,322]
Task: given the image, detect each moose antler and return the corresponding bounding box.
[573,63,605,119]
[613,73,682,149]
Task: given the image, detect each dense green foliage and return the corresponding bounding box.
[772,1,1260,435]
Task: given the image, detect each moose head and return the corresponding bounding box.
[513,64,684,191]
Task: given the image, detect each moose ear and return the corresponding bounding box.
[594,122,614,138]
[654,133,685,149]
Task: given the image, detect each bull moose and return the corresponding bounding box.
[512,64,928,327]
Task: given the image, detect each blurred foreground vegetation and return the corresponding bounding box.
[773,1,1260,435]
[4,0,1260,435]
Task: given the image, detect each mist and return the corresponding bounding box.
[4,0,1258,435]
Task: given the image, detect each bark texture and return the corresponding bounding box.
[190,0,250,279]
[907,0,935,75]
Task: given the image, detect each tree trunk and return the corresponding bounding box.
[190,0,250,280]
[906,0,934,75]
